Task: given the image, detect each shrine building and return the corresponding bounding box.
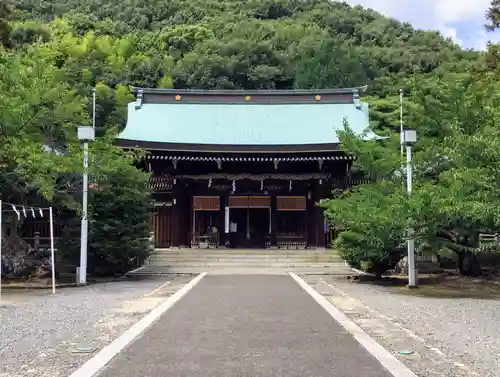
[117,87,373,249]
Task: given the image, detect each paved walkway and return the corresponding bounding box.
[97,275,392,377]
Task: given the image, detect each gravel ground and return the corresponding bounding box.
[0,277,189,377]
[317,276,500,377]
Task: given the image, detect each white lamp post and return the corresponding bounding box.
[77,126,95,285]
[400,129,417,288]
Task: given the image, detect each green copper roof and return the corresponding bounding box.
[118,100,371,148]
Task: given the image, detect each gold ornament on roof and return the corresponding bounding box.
[245,95,252,101]
[315,95,321,101]
[175,95,182,101]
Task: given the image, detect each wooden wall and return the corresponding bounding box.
[21,218,62,239]
[152,206,172,248]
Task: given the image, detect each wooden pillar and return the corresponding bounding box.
[178,184,190,247]
[306,189,315,248]
[170,179,190,248]
[170,181,181,247]
[271,195,277,248]
[316,208,326,249]
[218,194,227,246]
[314,181,326,249]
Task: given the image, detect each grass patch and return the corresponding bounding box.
[1,275,126,292]
[396,276,500,299]
[348,273,500,300]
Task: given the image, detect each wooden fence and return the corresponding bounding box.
[19,218,62,249]
[330,176,372,190]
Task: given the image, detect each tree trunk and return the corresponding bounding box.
[435,252,441,266]
[457,252,465,274]
[374,264,386,280]
[457,251,482,276]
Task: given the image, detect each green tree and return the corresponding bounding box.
[0,1,13,48]
[322,181,408,278]
[0,41,153,277]
[59,135,153,276]
[323,70,500,277]
[486,0,500,31]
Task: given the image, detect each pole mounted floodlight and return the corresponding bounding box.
[77,126,95,142]
[400,129,417,146]
[400,129,417,288]
[77,126,95,285]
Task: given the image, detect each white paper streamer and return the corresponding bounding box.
[31,208,35,218]
[39,208,43,218]
[12,204,20,220]
[22,206,27,217]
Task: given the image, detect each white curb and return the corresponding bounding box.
[68,272,207,377]
[289,272,418,377]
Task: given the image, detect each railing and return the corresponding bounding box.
[190,233,220,248]
[479,233,500,250]
[330,176,372,190]
[277,232,307,249]
[415,253,438,263]
[265,235,271,249]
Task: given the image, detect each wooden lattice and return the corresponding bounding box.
[276,196,307,211]
[228,196,249,208]
[193,196,220,211]
[228,196,271,208]
[248,196,271,208]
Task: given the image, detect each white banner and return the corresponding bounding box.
[224,206,230,234]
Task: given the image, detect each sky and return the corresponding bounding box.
[342,0,500,50]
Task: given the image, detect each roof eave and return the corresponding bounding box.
[115,139,341,153]
[129,86,368,96]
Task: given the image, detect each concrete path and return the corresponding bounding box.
[95,275,392,377]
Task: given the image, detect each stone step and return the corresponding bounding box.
[151,253,341,259]
[146,261,347,267]
[150,255,342,261]
[145,260,345,268]
[127,266,353,276]
[147,248,345,268]
[152,250,340,255]
[153,249,339,255]
[148,254,343,260]
[148,256,342,262]
[131,248,352,277]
